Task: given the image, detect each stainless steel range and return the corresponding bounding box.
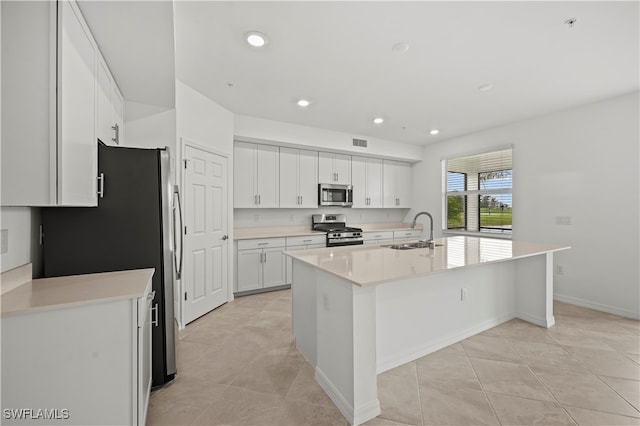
[312,214,364,247]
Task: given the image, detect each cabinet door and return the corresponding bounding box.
[382,160,397,208]
[298,149,318,208]
[233,142,257,207]
[396,161,412,208]
[57,0,98,206]
[334,153,351,185]
[262,247,285,288]
[367,158,383,207]
[111,84,124,145]
[351,156,367,208]
[236,249,262,292]
[318,152,335,183]
[97,59,112,145]
[279,147,299,208]
[256,144,279,208]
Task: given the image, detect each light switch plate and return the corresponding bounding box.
[1,229,8,254]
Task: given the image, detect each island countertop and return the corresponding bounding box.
[284,236,570,286]
[1,268,155,317]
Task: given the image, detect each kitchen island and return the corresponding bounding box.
[284,236,570,425]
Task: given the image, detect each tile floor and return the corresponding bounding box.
[147,289,640,425]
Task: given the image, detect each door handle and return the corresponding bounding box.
[221,235,228,241]
[97,173,105,198]
[173,185,184,280]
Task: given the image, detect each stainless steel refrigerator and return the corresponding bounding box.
[42,143,181,387]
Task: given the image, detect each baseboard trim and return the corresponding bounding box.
[554,293,640,320]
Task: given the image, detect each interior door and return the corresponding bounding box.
[183,145,229,324]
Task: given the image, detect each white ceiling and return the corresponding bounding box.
[80,1,639,145]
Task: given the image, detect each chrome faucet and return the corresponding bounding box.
[410,211,435,248]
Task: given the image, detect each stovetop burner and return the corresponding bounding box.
[312,214,364,247]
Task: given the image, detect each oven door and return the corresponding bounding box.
[318,184,353,207]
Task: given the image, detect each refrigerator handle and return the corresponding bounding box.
[173,185,184,280]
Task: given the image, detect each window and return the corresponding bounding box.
[443,148,512,236]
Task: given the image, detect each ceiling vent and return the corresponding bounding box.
[353,138,368,148]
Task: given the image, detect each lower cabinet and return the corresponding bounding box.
[1,277,153,426]
[363,231,394,245]
[285,235,326,284]
[236,238,286,294]
[393,229,424,242]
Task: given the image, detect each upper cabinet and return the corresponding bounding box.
[318,152,351,185]
[1,0,122,207]
[279,147,318,208]
[234,142,279,208]
[383,160,412,208]
[352,156,382,208]
[97,57,124,146]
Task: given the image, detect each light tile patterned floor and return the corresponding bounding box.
[147,290,640,425]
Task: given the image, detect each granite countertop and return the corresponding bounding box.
[283,236,570,286]
[234,222,423,240]
[1,268,155,317]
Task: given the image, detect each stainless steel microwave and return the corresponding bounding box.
[318,183,353,207]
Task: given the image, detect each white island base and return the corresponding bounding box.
[287,236,569,425]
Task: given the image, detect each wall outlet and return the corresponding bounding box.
[556,265,565,275]
[1,229,8,255]
[254,214,260,223]
[461,287,468,301]
[555,216,572,225]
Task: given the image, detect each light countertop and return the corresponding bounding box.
[1,268,154,317]
[234,222,423,240]
[284,236,570,286]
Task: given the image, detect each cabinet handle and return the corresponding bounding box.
[97,173,105,198]
[264,252,267,263]
[257,242,269,246]
[300,195,303,204]
[302,239,312,242]
[147,290,156,300]
[254,194,258,205]
[111,124,119,144]
[151,303,159,327]
[258,194,261,205]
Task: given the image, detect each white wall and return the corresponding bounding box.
[235,114,422,162]
[414,92,639,319]
[234,208,409,228]
[175,79,235,313]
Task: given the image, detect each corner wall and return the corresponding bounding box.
[414,92,639,319]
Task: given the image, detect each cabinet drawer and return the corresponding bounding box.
[363,231,394,241]
[238,238,286,250]
[286,234,326,247]
[393,230,423,240]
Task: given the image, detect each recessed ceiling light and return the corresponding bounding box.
[245,31,268,48]
[373,117,384,124]
[392,42,410,53]
[297,99,310,108]
[429,129,440,135]
[478,83,493,92]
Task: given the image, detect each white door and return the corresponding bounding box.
[184,145,229,324]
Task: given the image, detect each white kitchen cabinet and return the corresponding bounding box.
[363,231,394,245]
[285,235,326,284]
[393,229,424,242]
[234,142,279,208]
[1,0,99,206]
[280,147,318,208]
[318,152,351,185]
[383,160,412,208]
[352,156,383,208]
[1,270,153,426]
[97,56,124,146]
[236,238,286,293]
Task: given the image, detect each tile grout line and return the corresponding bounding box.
[460,343,503,426]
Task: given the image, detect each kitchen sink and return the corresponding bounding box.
[382,241,444,250]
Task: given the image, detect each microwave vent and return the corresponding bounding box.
[352,138,368,148]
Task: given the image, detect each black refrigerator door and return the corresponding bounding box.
[42,143,175,386]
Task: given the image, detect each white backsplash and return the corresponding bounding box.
[234,208,410,228]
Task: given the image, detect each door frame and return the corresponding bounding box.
[178,137,234,329]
